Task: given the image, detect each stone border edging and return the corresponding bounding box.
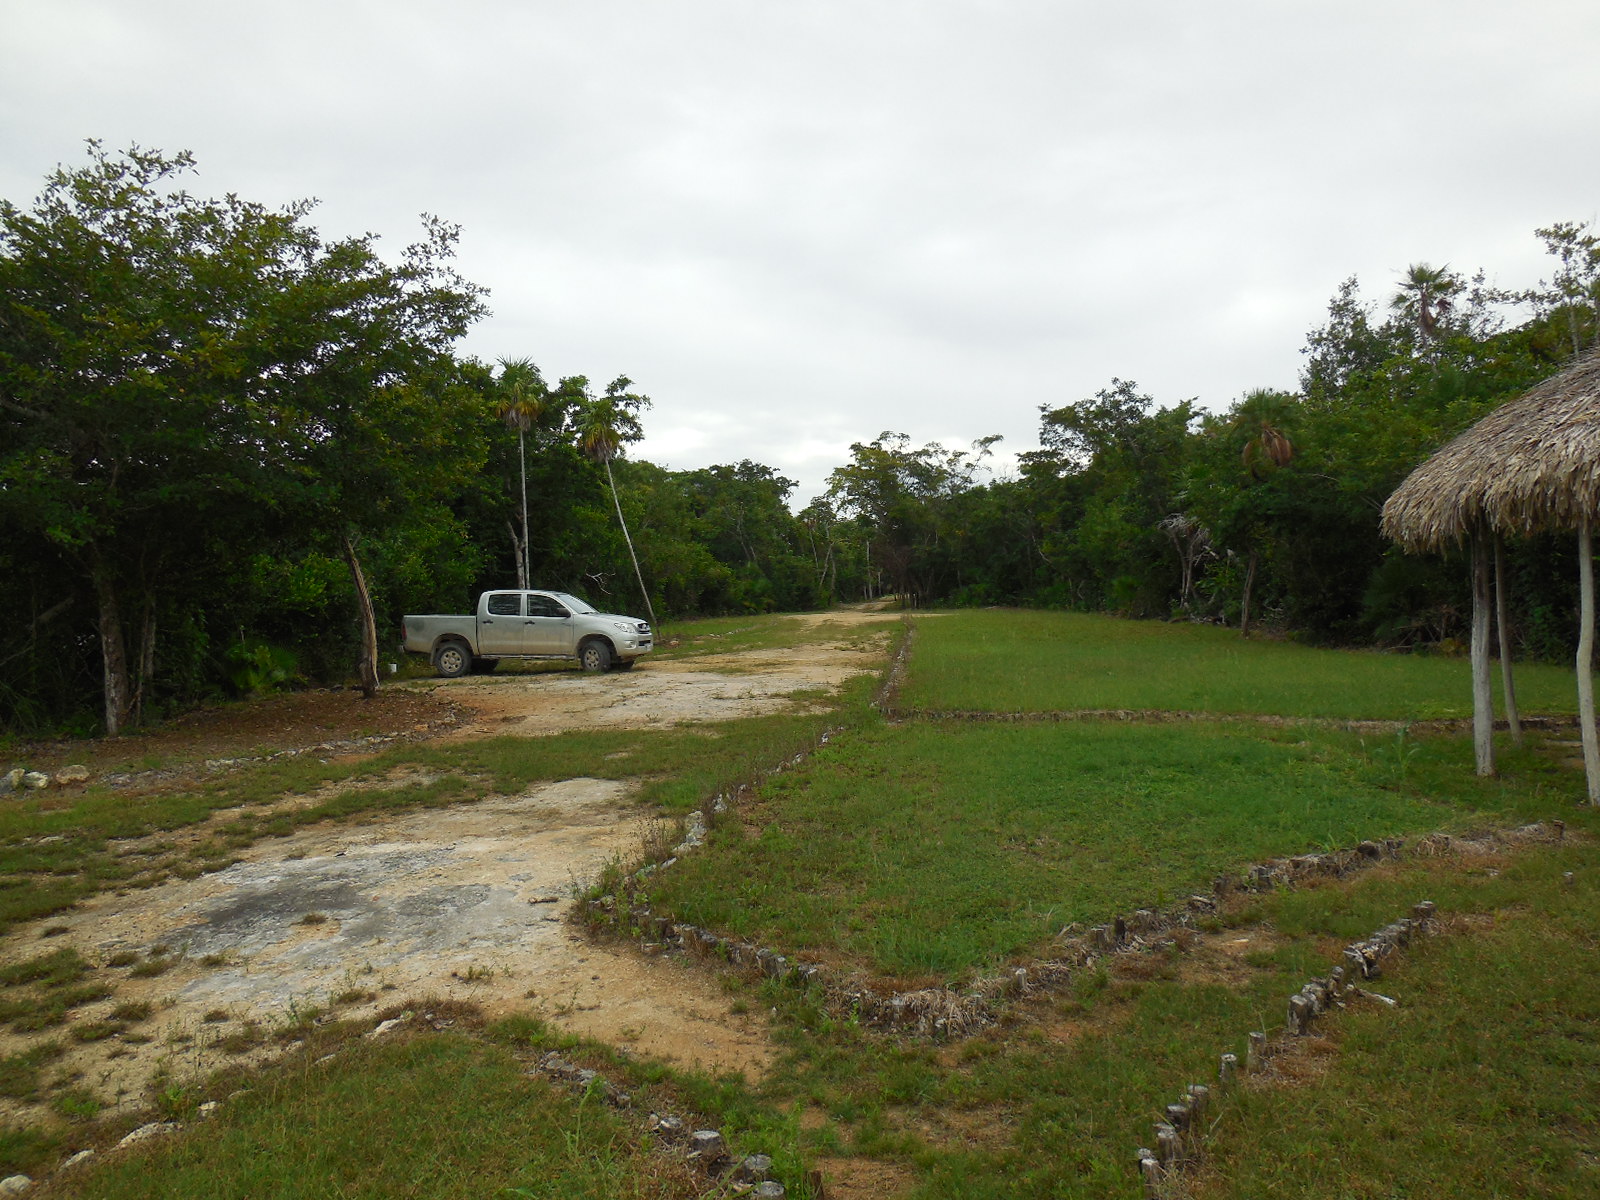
[587,816,1567,1041]
[872,617,914,713]
[1135,899,1441,1198]
[531,1052,790,1197]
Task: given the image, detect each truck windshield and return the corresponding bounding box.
[549,592,596,614]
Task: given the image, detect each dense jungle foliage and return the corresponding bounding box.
[4,146,1599,734]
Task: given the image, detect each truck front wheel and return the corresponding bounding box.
[578,639,612,673]
[434,641,472,678]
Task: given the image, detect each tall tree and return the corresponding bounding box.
[575,376,656,628]
[1,144,305,732]
[1026,382,1196,616]
[0,143,486,727]
[1529,220,1600,358]
[267,217,487,699]
[495,358,549,588]
[1391,262,1462,348]
[826,433,998,604]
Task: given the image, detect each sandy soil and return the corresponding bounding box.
[431,617,891,740]
[0,610,901,1130]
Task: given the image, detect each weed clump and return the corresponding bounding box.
[0,948,91,988]
[0,1042,64,1099]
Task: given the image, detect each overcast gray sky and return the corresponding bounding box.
[5,1,1599,502]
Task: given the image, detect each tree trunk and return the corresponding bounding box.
[130,599,156,728]
[517,427,531,589]
[1493,536,1522,746]
[340,530,382,700]
[90,551,132,737]
[1470,531,1496,777]
[1577,520,1600,803]
[605,459,657,629]
[1240,548,1259,638]
[507,519,528,590]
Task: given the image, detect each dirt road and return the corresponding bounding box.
[0,611,899,1124]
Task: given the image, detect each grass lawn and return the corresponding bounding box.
[738,831,1600,1200]
[903,609,1580,720]
[1194,841,1600,1199]
[645,718,1505,979]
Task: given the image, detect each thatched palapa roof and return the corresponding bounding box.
[1382,352,1600,553]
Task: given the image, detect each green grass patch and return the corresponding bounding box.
[1192,843,1600,1199]
[645,718,1497,979]
[734,813,1600,1199]
[652,612,890,661]
[54,1031,711,1200]
[0,947,91,988]
[903,609,1579,720]
[0,1041,63,1100]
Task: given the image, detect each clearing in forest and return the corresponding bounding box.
[4,607,1598,1200]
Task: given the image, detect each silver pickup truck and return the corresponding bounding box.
[402,590,653,677]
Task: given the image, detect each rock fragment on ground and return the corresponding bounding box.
[116,1122,179,1149]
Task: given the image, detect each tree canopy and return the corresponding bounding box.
[4,142,1597,735]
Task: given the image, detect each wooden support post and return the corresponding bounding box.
[1578,519,1600,804]
[1494,536,1523,745]
[1470,531,1496,777]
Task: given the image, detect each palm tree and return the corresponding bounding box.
[495,358,548,588]
[575,377,657,629]
[1234,388,1295,478]
[1391,262,1461,346]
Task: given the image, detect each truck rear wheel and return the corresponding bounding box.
[578,639,612,673]
[434,641,472,678]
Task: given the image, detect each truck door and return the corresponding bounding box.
[524,593,576,655]
[478,592,525,655]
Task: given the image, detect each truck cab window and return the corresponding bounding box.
[527,595,570,619]
[486,594,522,617]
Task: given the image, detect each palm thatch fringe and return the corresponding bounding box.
[1381,351,1600,551]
